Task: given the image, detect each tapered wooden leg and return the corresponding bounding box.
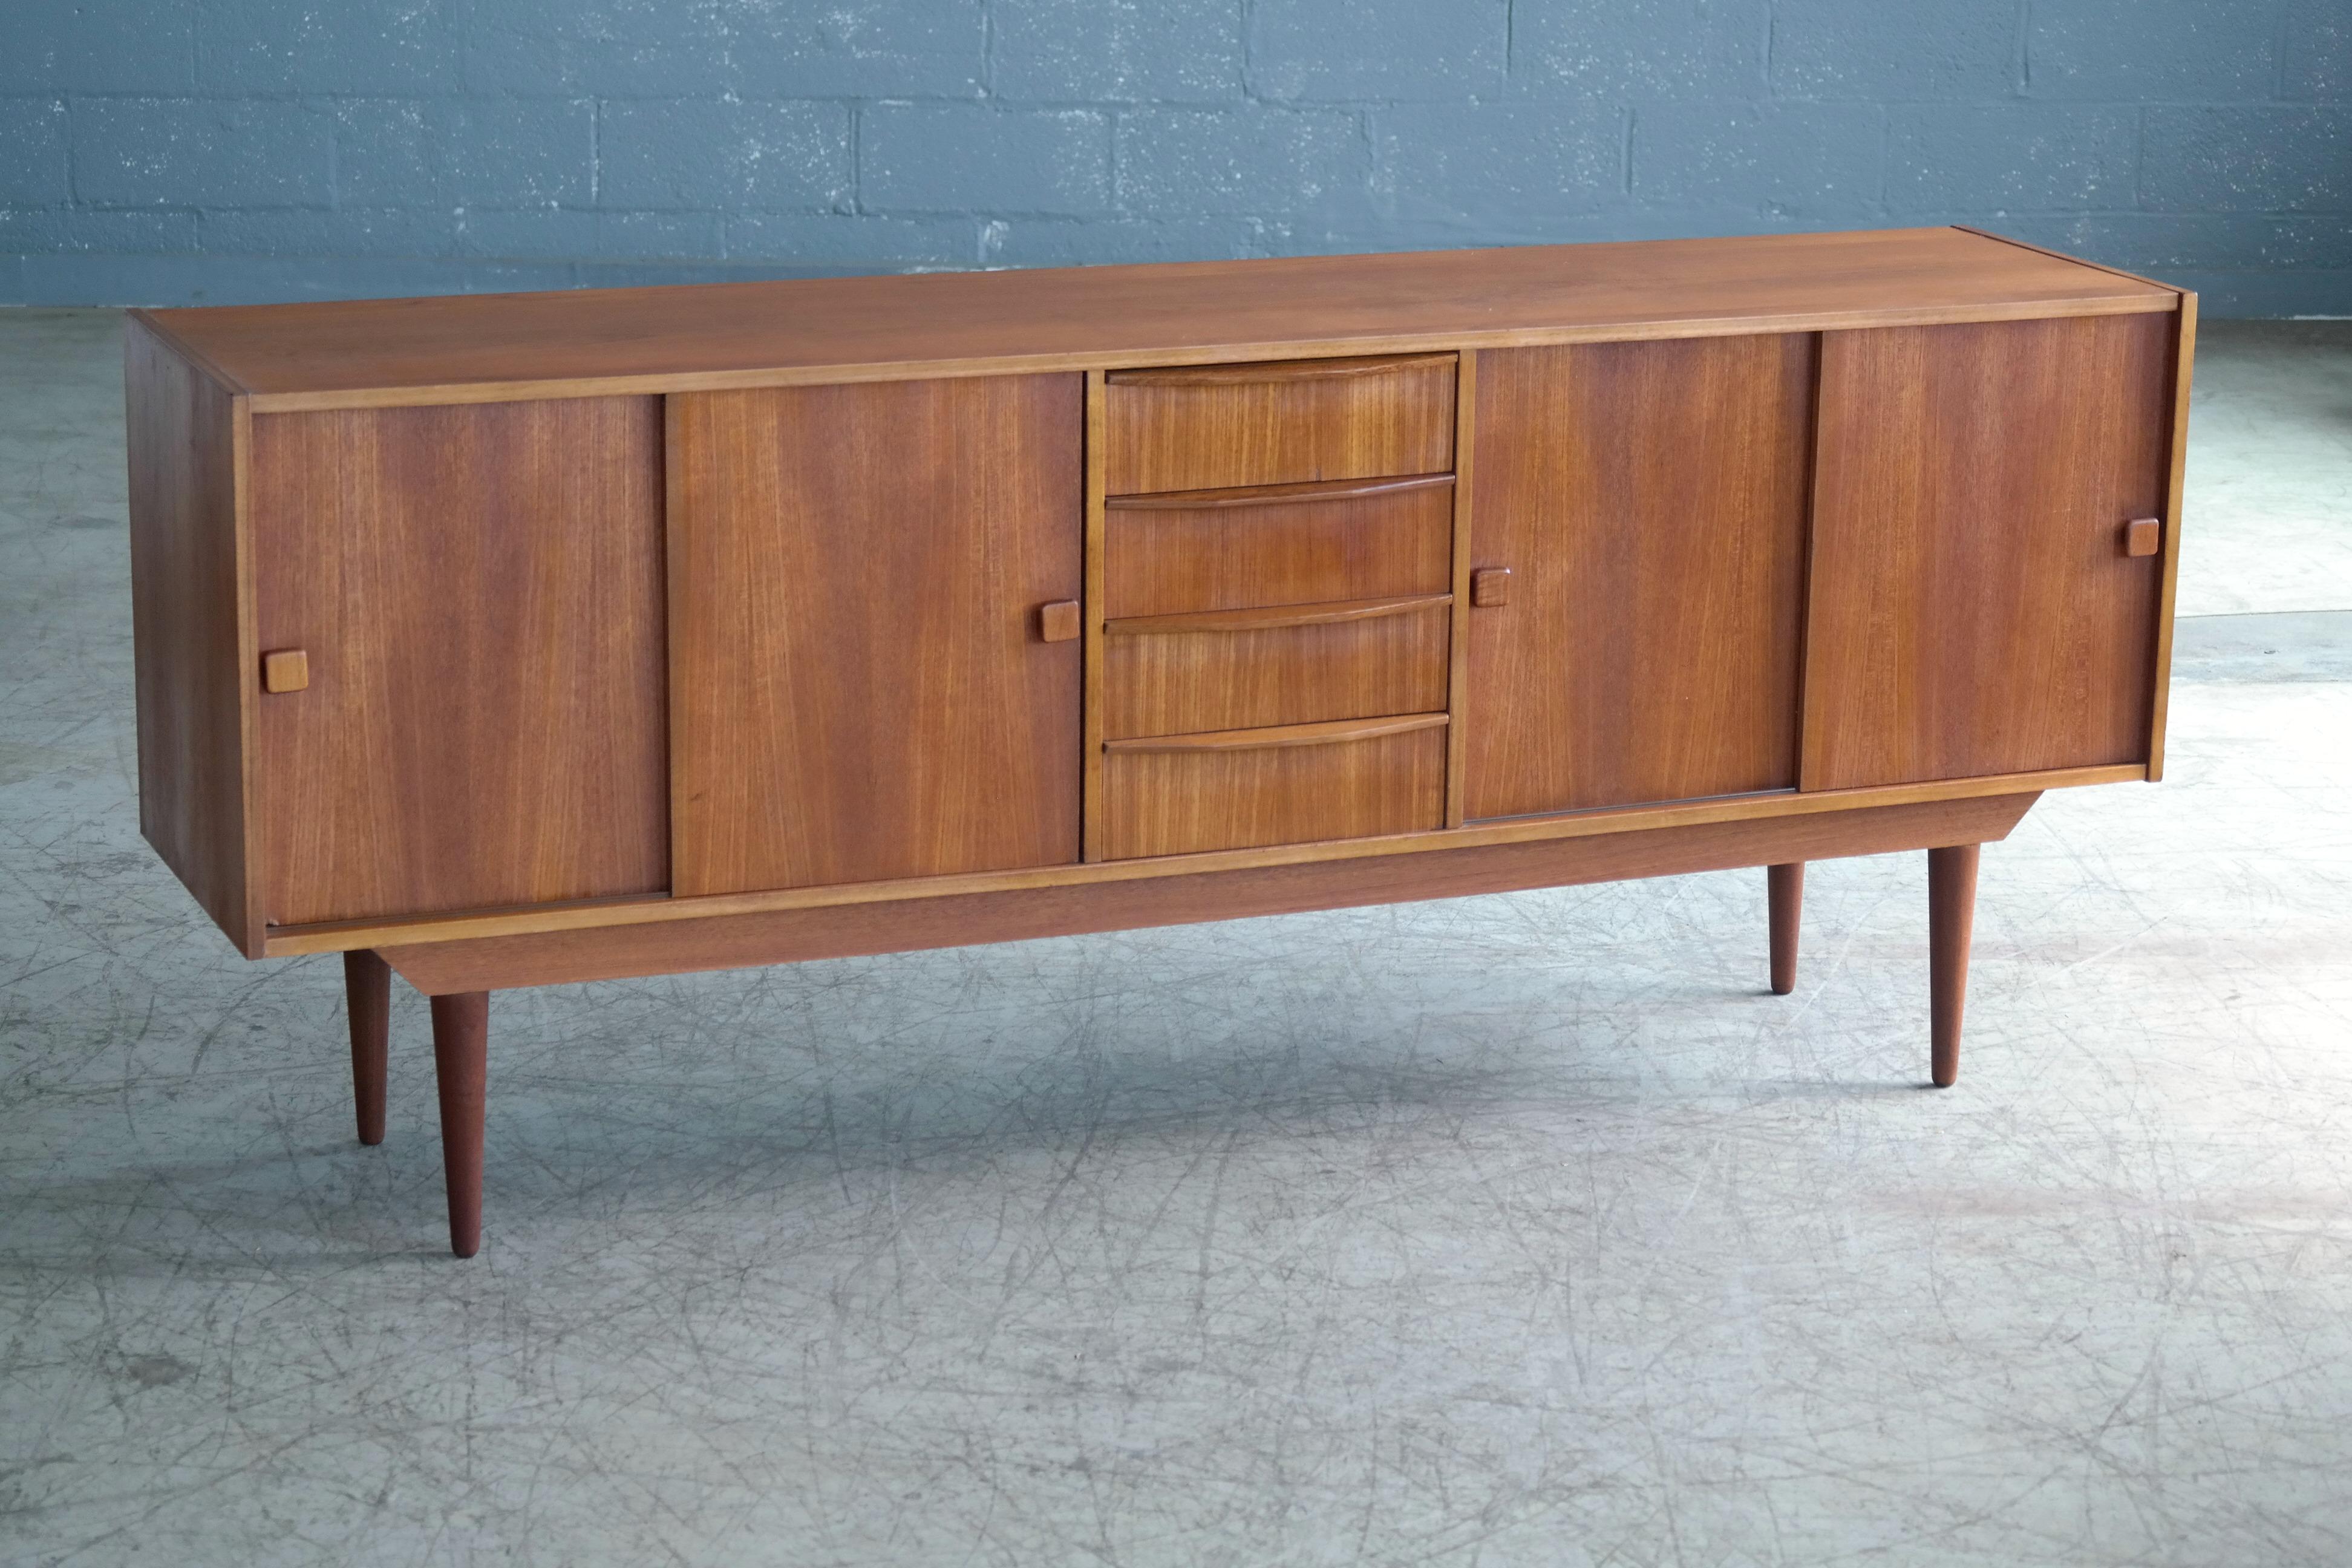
[344,949,391,1146]
[429,991,489,1258]
[1767,863,1804,996]
[1928,844,1980,1089]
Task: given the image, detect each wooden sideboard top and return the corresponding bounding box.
[136,226,2178,412]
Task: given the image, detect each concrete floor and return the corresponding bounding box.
[2175,322,2352,618]
[4,309,2350,1567]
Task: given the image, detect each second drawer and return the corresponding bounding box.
[1104,474,1455,618]
[1104,594,1451,739]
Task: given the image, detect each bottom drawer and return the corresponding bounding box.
[1103,714,1447,860]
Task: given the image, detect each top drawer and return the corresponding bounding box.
[1103,353,1457,495]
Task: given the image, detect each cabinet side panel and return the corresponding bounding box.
[1465,335,1815,820]
[670,375,1085,894]
[126,321,256,953]
[2146,296,2197,781]
[1802,315,2171,790]
[252,397,670,926]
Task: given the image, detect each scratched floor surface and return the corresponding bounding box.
[4,310,2351,1567]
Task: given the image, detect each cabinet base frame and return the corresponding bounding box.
[266,763,2135,959]
[379,791,2034,995]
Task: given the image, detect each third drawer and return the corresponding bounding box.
[1103,594,1452,739]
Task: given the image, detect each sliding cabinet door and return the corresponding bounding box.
[668,375,1084,895]
[1800,313,2175,789]
[1463,334,1816,821]
[251,397,670,927]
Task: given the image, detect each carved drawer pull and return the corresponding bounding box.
[1106,353,1455,388]
[1105,713,1448,755]
[1104,594,1449,638]
[1105,474,1452,512]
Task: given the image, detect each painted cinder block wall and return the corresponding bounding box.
[1,0,2344,313]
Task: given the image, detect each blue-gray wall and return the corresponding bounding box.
[2,1,2345,314]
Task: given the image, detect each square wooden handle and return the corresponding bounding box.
[260,648,310,693]
[2122,517,2161,558]
[1037,600,1081,642]
[1471,567,1512,608]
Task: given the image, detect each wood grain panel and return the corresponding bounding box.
[1801,314,2174,789]
[1104,597,1450,738]
[1444,348,1478,828]
[1105,719,1446,859]
[250,397,670,926]
[1104,354,1455,494]
[125,321,257,952]
[1103,475,1453,616]
[670,374,1083,893]
[1083,370,1109,863]
[1465,333,1817,820]
[135,229,2174,410]
[382,792,2040,994]
[2147,297,2198,780]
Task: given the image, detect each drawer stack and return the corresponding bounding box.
[1095,353,1461,860]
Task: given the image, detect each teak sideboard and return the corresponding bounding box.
[125,226,2194,1256]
